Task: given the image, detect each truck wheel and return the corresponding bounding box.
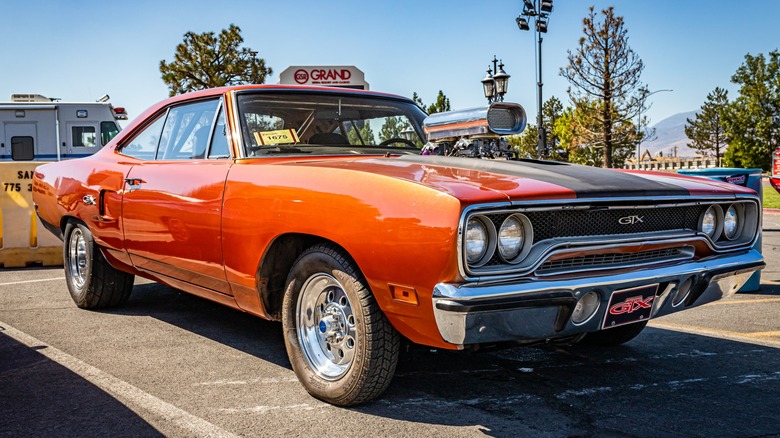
[581,321,648,346]
[63,222,134,309]
[282,244,400,406]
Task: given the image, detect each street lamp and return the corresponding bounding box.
[482,55,511,103]
[516,0,553,159]
[636,88,673,168]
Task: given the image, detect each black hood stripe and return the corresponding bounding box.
[397,156,690,198]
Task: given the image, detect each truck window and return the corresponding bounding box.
[72,126,96,147]
[11,136,34,161]
[101,121,120,146]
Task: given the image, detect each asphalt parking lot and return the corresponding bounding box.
[1,213,779,437]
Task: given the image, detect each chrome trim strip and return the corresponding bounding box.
[534,245,695,277]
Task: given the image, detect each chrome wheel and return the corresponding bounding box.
[296,273,357,380]
[68,227,89,289]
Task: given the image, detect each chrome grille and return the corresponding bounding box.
[536,247,692,276]
[487,205,704,244]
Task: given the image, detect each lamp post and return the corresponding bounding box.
[636,88,673,168]
[482,55,511,104]
[516,0,553,159]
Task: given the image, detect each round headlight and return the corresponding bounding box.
[701,206,718,237]
[724,205,739,239]
[465,218,488,264]
[498,215,524,260]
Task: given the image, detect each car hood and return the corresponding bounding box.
[288,155,756,204]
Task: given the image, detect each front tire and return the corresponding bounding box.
[63,222,134,309]
[282,244,400,406]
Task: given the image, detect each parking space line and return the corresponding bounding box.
[649,321,780,348]
[0,320,239,438]
[0,277,65,287]
[704,297,780,306]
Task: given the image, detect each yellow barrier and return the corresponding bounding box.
[0,162,63,268]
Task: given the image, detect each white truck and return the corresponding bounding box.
[0,93,127,161]
[0,93,127,267]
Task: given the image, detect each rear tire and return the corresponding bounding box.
[281,244,400,406]
[63,222,134,309]
[581,321,648,346]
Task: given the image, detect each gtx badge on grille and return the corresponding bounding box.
[618,215,644,225]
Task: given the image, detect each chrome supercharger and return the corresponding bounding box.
[421,103,527,159]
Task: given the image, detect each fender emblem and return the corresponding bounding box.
[618,215,644,225]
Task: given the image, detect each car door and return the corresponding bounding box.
[121,98,233,294]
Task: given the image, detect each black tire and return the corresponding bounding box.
[281,244,400,406]
[63,221,134,309]
[581,321,648,346]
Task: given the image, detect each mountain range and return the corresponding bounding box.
[640,110,698,159]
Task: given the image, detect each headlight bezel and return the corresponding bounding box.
[698,204,723,241]
[464,216,495,267]
[722,203,744,240]
[497,213,534,264]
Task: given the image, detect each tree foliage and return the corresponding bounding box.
[379,117,410,142]
[722,51,780,170]
[684,87,729,165]
[345,122,376,145]
[560,6,645,168]
[160,24,272,96]
[541,96,567,161]
[507,123,540,159]
[411,90,451,114]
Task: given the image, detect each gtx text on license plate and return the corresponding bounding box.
[602,284,658,329]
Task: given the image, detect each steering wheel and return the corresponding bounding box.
[378,137,417,148]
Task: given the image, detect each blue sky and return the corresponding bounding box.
[2,1,779,127]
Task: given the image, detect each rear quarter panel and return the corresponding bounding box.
[33,151,130,257]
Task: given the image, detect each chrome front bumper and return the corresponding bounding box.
[432,249,765,346]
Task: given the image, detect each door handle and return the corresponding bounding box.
[124,177,144,192]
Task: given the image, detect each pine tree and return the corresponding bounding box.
[410,91,451,114]
[684,87,729,165]
[160,24,272,96]
[560,6,645,168]
[722,51,780,170]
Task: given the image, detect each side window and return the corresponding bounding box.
[100,121,120,146]
[72,126,96,147]
[208,106,231,159]
[157,99,219,160]
[11,136,34,161]
[120,115,166,160]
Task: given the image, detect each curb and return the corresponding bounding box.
[764,208,780,215]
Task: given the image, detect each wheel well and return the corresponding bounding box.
[258,234,349,321]
[61,216,80,233]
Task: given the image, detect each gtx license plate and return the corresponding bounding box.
[602,284,658,330]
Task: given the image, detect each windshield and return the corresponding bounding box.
[236,92,427,157]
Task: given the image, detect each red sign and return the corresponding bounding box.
[293,68,353,85]
[294,69,309,84]
[773,147,780,177]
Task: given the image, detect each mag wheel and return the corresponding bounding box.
[282,244,399,406]
[63,222,134,309]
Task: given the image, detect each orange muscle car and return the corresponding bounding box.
[33,85,764,406]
